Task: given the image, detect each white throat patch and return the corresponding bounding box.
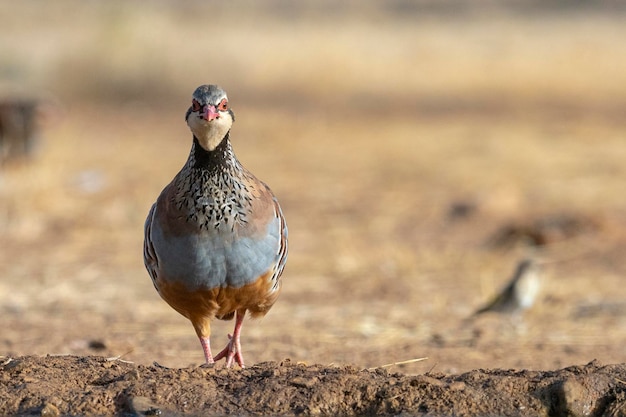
[187,111,233,151]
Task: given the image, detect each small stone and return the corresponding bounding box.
[40,403,60,417]
[88,340,107,350]
[449,381,466,391]
[129,396,162,416]
[3,359,24,372]
[290,376,318,388]
[559,377,593,417]
[124,369,140,381]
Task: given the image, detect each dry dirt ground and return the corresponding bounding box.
[2,356,626,416]
[1,2,626,416]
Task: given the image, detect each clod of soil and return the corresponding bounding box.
[486,213,600,248]
[1,355,625,416]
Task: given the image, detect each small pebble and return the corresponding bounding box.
[40,403,60,417]
[129,396,162,416]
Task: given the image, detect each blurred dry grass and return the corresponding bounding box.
[1,1,626,373]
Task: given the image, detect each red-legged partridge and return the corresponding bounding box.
[144,85,288,368]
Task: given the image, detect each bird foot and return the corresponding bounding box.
[213,334,245,368]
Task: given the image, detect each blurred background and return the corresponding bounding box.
[1,0,625,373]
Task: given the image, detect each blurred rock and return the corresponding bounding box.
[87,340,107,351]
[128,396,163,416]
[447,200,478,222]
[573,302,626,319]
[39,403,60,417]
[0,98,40,165]
[486,213,600,248]
[543,373,613,417]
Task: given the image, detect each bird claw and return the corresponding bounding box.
[213,337,245,368]
[201,311,246,368]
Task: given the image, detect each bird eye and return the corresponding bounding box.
[192,99,201,112]
[217,99,228,111]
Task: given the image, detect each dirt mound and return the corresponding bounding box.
[2,355,625,416]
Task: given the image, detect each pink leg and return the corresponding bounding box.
[199,336,214,364]
[213,310,246,368]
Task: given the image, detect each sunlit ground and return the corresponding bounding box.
[1,2,625,374]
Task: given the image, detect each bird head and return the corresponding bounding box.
[185,84,235,151]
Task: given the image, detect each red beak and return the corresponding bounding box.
[201,105,220,121]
